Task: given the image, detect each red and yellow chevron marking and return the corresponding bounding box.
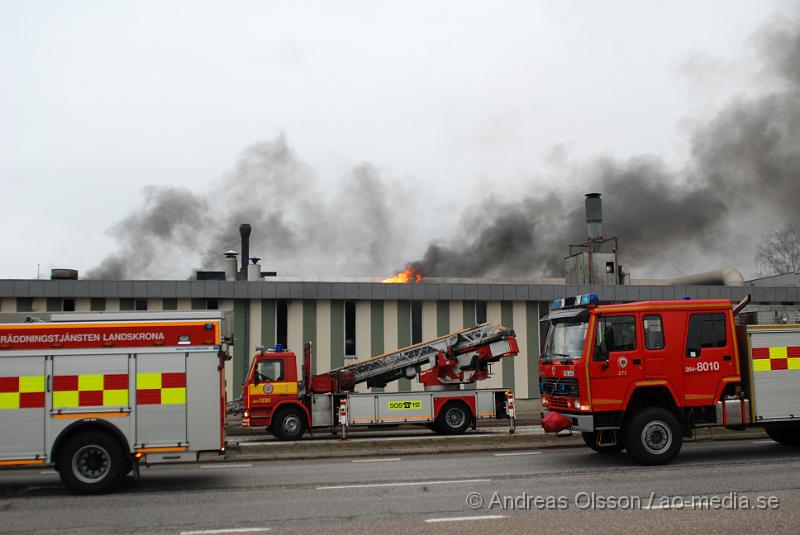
[136,372,186,405]
[53,374,129,408]
[0,376,45,409]
[752,346,800,372]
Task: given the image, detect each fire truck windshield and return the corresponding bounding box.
[543,321,588,361]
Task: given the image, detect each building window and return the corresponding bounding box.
[276,300,288,347]
[17,298,33,312]
[476,301,487,324]
[191,298,219,310]
[120,298,147,311]
[162,298,177,311]
[46,298,75,312]
[345,301,356,356]
[411,301,422,344]
[90,298,106,311]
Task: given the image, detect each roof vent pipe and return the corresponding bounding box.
[585,193,603,239]
[224,250,238,281]
[247,258,261,281]
[239,224,251,274]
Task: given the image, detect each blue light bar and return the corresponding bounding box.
[550,292,599,310]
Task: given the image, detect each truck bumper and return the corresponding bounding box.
[541,409,594,432]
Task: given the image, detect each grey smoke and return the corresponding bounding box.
[413,12,800,279]
[90,13,800,281]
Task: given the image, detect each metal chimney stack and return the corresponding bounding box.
[585,193,603,239]
[239,224,251,275]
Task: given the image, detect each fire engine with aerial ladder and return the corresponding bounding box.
[240,322,519,439]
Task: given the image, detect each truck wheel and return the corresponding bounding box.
[270,408,307,441]
[765,425,800,446]
[623,407,682,465]
[435,401,471,435]
[57,431,126,494]
[581,431,624,454]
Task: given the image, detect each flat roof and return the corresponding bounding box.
[1,279,797,303]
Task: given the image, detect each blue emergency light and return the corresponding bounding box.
[551,292,599,310]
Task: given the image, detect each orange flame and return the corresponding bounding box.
[382,265,423,283]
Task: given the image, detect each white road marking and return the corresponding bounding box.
[351,458,402,463]
[179,528,270,535]
[493,451,542,457]
[200,464,253,469]
[317,478,491,490]
[425,515,508,523]
[752,440,775,444]
[39,470,58,475]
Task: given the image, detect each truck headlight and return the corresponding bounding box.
[573,399,580,410]
[541,398,548,407]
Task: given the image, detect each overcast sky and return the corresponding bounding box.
[1,1,794,280]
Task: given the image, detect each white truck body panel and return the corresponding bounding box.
[0,312,226,467]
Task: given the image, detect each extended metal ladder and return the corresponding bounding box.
[330,322,515,387]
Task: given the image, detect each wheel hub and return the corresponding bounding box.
[284,415,301,435]
[72,445,111,483]
[641,420,672,454]
[445,408,465,428]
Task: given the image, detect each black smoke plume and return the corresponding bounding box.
[90,13,799,280]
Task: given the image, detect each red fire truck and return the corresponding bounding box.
[241,323,518,439]
[539,292,800,465]
[0,312,228,493]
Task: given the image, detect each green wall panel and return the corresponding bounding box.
[371,301,385,392]
[303,300,317,374]
[526,301,542,399]
[501,301,515,394]
[261,300,276,350]
[397,300,411,391]
[330,301,345,370]
[436,301,450,336]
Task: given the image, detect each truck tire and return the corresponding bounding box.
[623,407,683,465]
[57,431,127,494]
[765,425,800,446]
[434,401,471,435]
[581,431,625,454]
[270,407,307,441]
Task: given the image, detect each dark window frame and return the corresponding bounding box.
[686,313,727,357]
[594,315,637,361]
[643,315,665,350]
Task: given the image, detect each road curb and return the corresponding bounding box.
[225,428,769,462]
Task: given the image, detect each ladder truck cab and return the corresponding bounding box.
[539,292,800,465]
[241,323,519,440]
[0,312,228,494]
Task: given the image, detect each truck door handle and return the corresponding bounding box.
[633,359,641,365]
[723,355,732,361]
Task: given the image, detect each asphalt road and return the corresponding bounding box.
[1,439,799,534]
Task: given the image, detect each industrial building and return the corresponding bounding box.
[3,195,799,400]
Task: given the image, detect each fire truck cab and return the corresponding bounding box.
[539,293,800,465]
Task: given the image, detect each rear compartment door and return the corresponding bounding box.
[135,352,187,447]
[0,356,46,460]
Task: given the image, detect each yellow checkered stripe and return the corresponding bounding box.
[752,346,800,372]
[0,376,45,409]
[52,373,129,408]
[136,372,186,405]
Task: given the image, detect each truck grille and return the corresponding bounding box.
[541,377,579,397]
[548,397,571,410]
